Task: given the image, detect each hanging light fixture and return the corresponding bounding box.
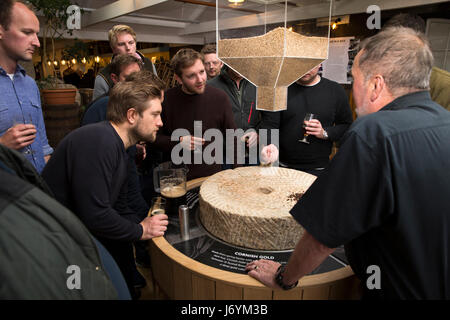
[72,58,77,65]
[61,60,66,66]
[331,18,342,30]
[228,0,245,7]
[94,56,100,63]
[81,57,87,64]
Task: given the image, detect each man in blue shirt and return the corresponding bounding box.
[0,1,53,173]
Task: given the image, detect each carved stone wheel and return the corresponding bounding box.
[199,167,317,250]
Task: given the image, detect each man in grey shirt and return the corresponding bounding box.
[93,24,157,100]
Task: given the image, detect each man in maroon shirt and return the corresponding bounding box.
[152,48,238,180]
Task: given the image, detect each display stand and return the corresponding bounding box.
[149,177,361,300]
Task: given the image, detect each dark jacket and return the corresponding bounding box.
[208,68,261,131]
[0,145,119,299]
[0,144,52,196]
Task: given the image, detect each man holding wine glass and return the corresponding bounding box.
[260,64,353,176]
[0,0,53,173]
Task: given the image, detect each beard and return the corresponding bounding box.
[129,124,157,144]
[181,81,205,95]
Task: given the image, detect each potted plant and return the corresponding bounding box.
[36,76,77,105]
[28,0,82,105]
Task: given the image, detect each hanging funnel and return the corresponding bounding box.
[217,0,332,111]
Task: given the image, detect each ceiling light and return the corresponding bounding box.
[228,0,245,7]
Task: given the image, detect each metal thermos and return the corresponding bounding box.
[179,205,190,240]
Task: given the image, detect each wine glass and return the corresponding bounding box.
[298,113,317,144]
[13,113,36,155]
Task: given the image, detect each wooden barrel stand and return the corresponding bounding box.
[42,103,80,149]
[149,177,362,300]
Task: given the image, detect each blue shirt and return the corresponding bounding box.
[81,95,109,126]
[0,65,53,173]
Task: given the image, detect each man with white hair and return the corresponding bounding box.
[246,27,450,299]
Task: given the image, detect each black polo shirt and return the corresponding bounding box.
[290,91,450,299]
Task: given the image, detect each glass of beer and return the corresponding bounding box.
[299,113,317,144]
[159,166,188,216]
[150,197,166,216]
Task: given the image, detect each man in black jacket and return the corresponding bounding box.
[208,66,261,164]
[0,144,129,299]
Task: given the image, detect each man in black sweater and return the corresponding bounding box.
[261,65,353,175]
[42,80,168,299]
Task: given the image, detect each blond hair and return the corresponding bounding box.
[108,25,137,48]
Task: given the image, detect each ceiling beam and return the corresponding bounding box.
[181,0,450,35]
[50,29,205,45]
[82,0,169,28]
[110,15,189,28]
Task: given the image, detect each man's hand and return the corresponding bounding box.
[260,144,279,165]
[179,135,205,151]
[0,124,36,150]
[241,131,258,148]
[136,142,147,161]
[245,259,282,289]
[139,213,169,240]
[305,119,327,139]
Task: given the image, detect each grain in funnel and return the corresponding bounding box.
[217,0,332,111]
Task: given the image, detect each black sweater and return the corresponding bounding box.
[260,77,353,169]
[42,121,143,242]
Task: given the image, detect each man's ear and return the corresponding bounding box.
[0,25,4,40]
[111,73,119,84]
[370,75,385,102]
[126,107,138,124]
[174,74,182,85]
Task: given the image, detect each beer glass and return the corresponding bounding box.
[150,197,166,216]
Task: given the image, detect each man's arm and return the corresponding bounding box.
[246,231,334,289]
[93,75,110,100]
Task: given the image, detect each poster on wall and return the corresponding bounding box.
[322,37,359,84]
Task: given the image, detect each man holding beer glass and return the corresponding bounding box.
[42,79,168,299]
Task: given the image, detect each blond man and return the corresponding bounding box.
[93,24,157,100]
